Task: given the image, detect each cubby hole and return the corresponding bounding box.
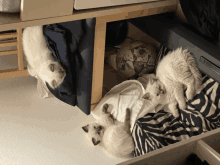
[203,133,220,154]
[102,21,160,97]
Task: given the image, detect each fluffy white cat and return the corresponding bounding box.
[82,104,134,158]
[22,25,66,89]
[142,47,202,117]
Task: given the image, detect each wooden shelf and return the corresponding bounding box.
[0,67,28,79]
[0,49,18,56]
[0,0,179,31]
[118,128,220,165]
[0,41,17,47]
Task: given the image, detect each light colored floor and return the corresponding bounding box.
[0,22,160,165]
[0,75,127,165]
[0,50,128,165]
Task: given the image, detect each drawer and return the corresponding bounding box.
[119,128,220,165]
[21,0,74,21]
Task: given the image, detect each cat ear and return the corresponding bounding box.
[52,80,57,88]
[142,93,150,100]
[92,138,101,146]
[149,75,157,84]
[102,104,109,113]
[82,125,89,133]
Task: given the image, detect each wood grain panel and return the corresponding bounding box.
[90,17,107,108]
[0,67,28,79]
[21,0,74,21]
[17,29,24,71]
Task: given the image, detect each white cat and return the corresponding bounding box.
[142,47,202,117]
[82,104,134,158]
[22,25,66,89]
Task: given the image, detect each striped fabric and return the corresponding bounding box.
[132,49,220,157]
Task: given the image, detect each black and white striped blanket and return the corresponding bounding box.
[132,75,220,157]
[132,46,220,157]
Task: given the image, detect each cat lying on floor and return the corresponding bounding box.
[22,25,66,90]
[142,47,202,117]
[82,103,134,158]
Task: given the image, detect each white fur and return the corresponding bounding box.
[142,47,202,117]
[101,124,134,158]
[22,25,66,89]
[82,104,134,158]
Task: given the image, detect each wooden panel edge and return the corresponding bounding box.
[0,32,17,39]
[0,50,18,56]
[0,0,179,31]
[0,67,29,79]
[17,29,24,71]
[91,103,98,112]
[99,3,178,22]
[21,0,74,21]
[118,128,220,165]
[0,41,17,47]
[90,17,107,105]
[196,140,220,165]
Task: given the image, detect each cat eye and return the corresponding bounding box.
[50,64,55,72]
[142,93,151,100]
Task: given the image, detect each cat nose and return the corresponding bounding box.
[97,126,102,131]
[160,89,165,94]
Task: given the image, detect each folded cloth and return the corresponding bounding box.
[92,79,159,132]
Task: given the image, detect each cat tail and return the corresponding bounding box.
[182,48,202,91]
[104,126,134,159]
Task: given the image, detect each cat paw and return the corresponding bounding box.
[186,90,195,100]
[102,104,109,113]
[179,103,186,110]
[172,111,180,118]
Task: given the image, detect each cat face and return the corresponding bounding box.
[82,103,114,146]
[142,74,166,104]
[82,122,105,146]
[38,61,66,89]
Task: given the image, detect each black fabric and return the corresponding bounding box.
[185,154,203,165]
[128,14,220,83]
[43,18,96,115]
[105,20,128,46]
[180,0,220,42]
[202,161,210,165]
[185,154,210,165]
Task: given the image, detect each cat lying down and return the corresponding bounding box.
[22,25,66,97]
[82,103,134,158]
[141,47,202,117]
